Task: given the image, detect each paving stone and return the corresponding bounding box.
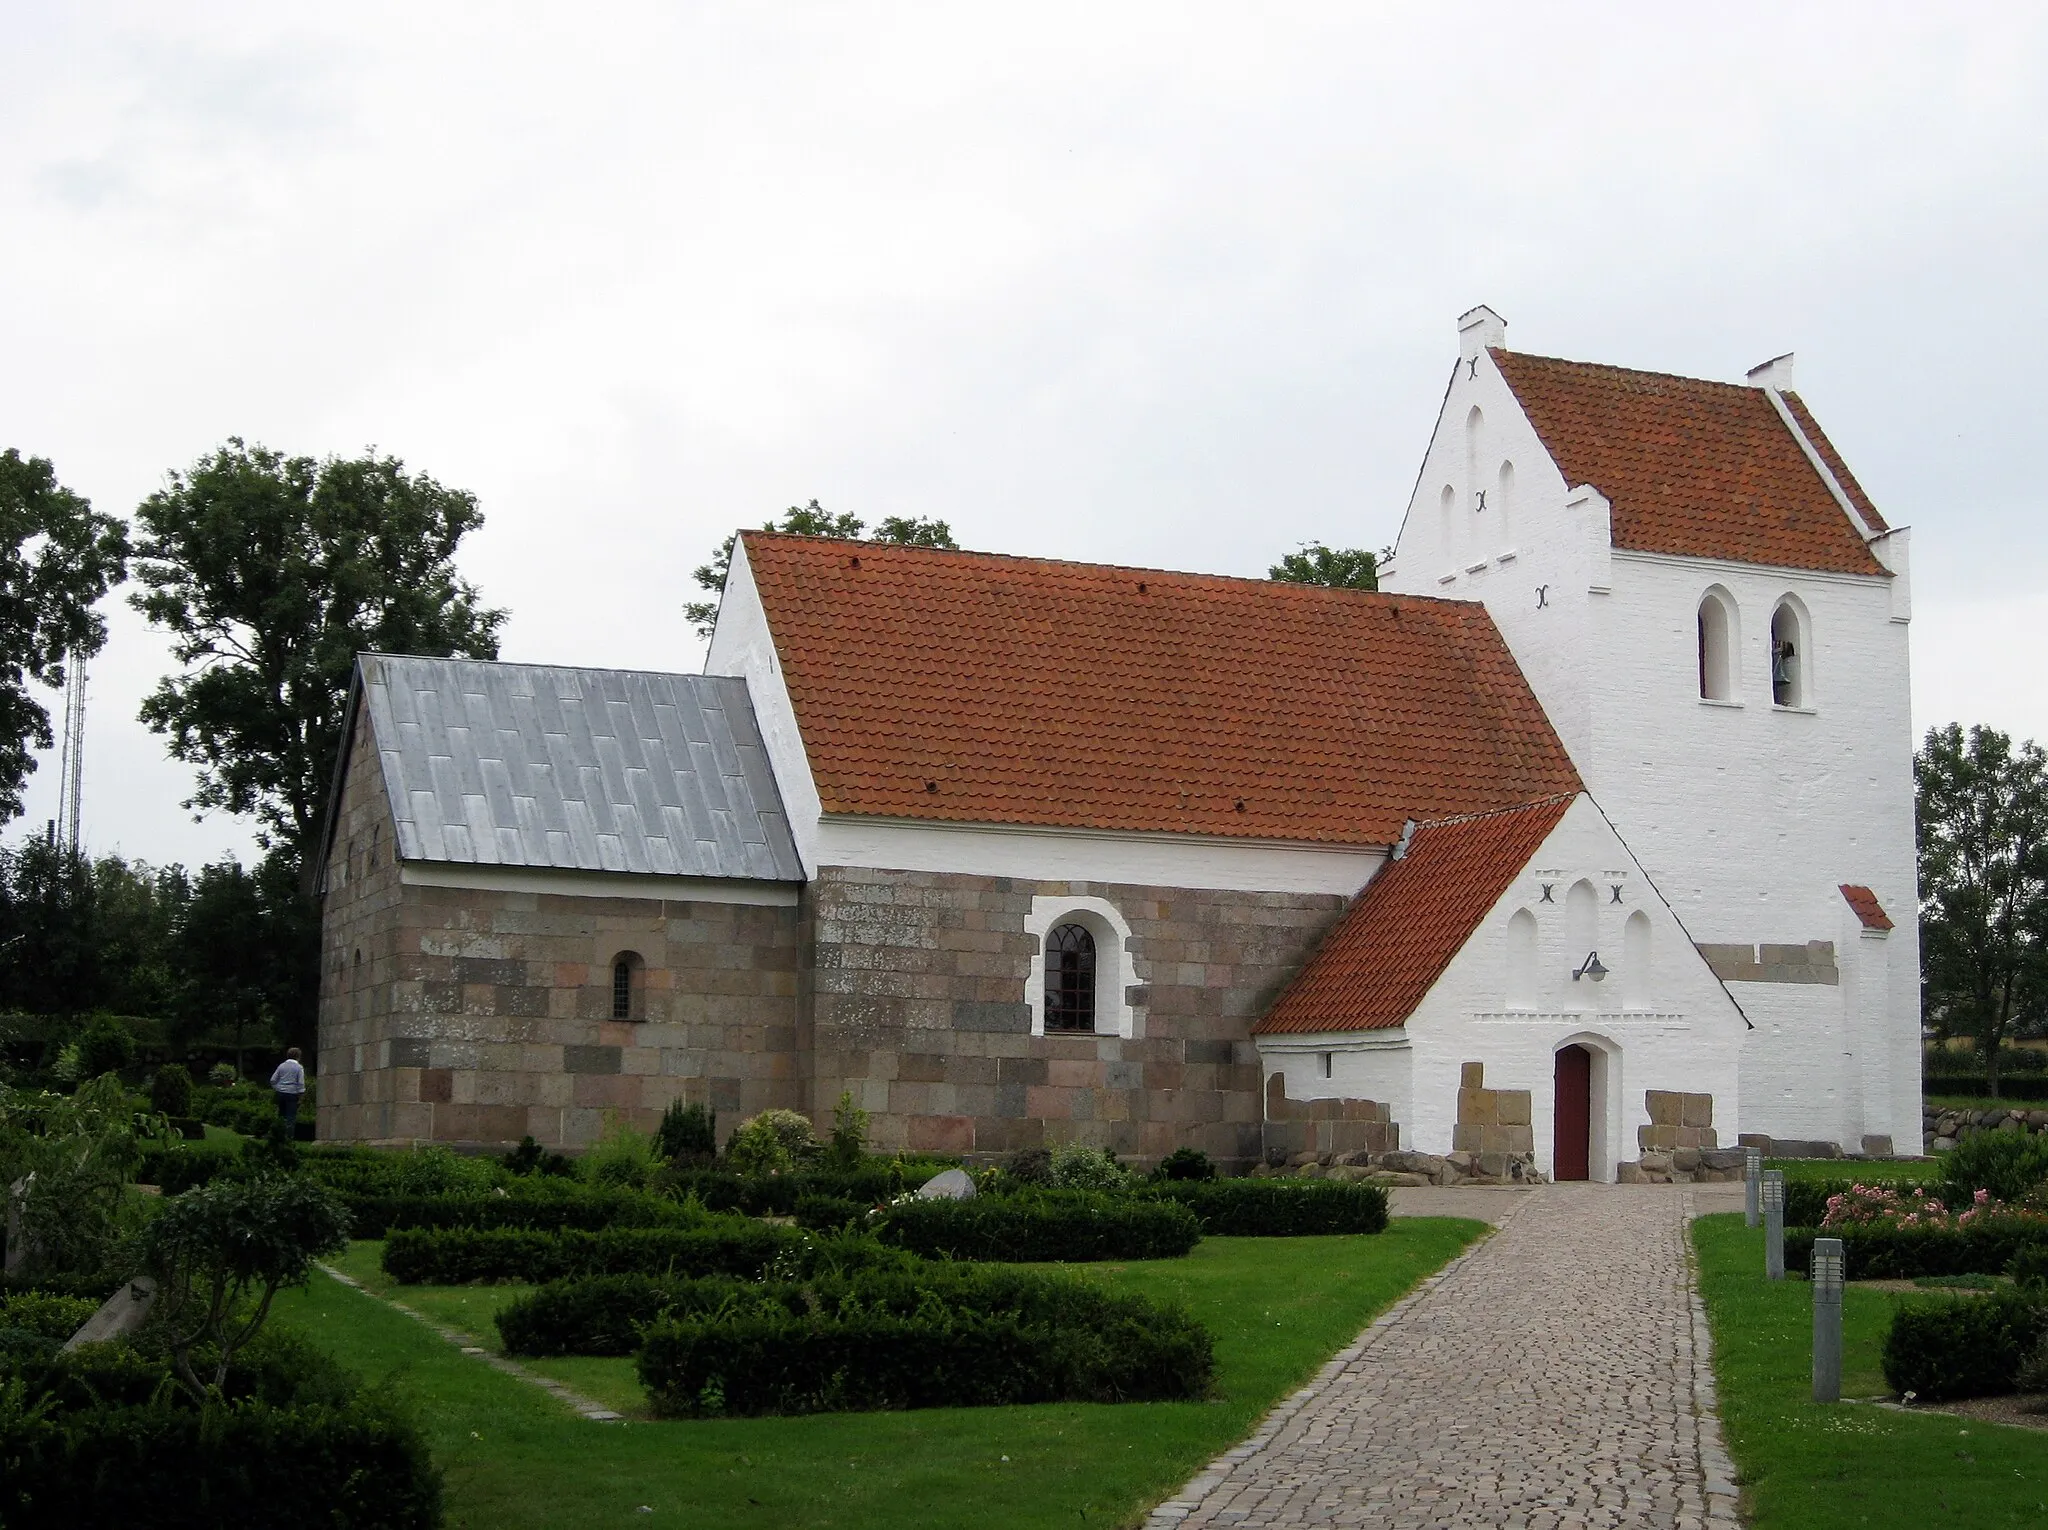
[1149,1185,1740,1528]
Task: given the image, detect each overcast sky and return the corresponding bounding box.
[4,4,2043,869]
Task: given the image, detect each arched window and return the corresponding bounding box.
[611,952,644,1021]
[1506,908,1539,1010]
[1439,483,1456,559]
[1697,588,1736,700]
[1044,923,1097,1033]
[1771,600,1808,707]
[1623,910,1652,1010]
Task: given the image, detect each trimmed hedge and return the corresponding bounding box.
[1786,1219,2048,1280]
[1146,1179,1389,1236]
[1881,1289,2048,1401]
[634,1268,1212,1416]
[0,1397,442,1528]
[663,1164,944,1216]
[878,1191,1200,1262]
[342,1186,694,1239]
[380,1222,904,1285]
[1924,1076,2048,1102]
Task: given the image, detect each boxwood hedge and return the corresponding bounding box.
[635,1270,1212,1416]
[1881,1288,2048,1401]
[343,1186,694,1239]
[877,1192,1201,1262]
[1785,1219,2048,1280]
[1145,1179,1389,1236]
[380,1221,907,1285]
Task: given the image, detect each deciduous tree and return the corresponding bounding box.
[1268,542,1382,592]
[0,450,130,823]
[1917,723,2048,1095]
[686,500,956,637]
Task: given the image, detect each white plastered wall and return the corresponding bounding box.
[1383,329,1921,1155]
[1256,795,1748,1181]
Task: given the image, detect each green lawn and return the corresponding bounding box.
[278,1220,1484,1530]
[1693,1212,2048,1528]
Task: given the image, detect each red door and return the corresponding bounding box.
[1553,1045,1592,1182]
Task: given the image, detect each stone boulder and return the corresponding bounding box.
[916,1168,977,1201]
[1361,1171,1430,1188]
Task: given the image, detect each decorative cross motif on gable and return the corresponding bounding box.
[1610,885,1624,904]
[1535,584,1549,609]
[1466,356,1479,380]
[1539,884,1555,902]
[1474,489,1487,512]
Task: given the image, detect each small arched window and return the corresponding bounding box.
[1439,483,1456,559]
[1697,588,1736,700]
[611,952,643,1021]
[1771,600,1807,707]
[1044,923,1097,1033]
[1506,908,1539,1010]
[1623,910,1652,1010]
[1464,406,1485,511]
[1495,460,1515,543]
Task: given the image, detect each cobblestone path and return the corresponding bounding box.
[1150,1185,1740,1529]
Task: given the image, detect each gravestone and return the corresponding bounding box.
[916,1168,977,1201]
[62,1276,158,1352]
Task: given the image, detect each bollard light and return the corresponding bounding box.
[1763,1170,1785,1281]
[1812,1236,1844,1402]
[1744,1147,1762,1228]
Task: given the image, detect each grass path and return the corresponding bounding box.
[1693,1212,2048,1528]
[275,1220,1484,1530]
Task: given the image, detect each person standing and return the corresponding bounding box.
[270,1047,307,1133]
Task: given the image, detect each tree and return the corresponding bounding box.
[130,440,506,862]
[1268,543,1383,592]
[685,500,957,637]
[0,450,130,824]
[1917,723,2048,1096]
[0,1073,172,1279]
[141,1174,351,1400]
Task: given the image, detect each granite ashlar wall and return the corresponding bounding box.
[317,712,802,1149]
[806,866,1348,1168]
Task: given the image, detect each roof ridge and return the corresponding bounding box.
[361,651,726,685]
[1413,791,1580,833]
[1492,347,1761,395]
[743,530,1485,610]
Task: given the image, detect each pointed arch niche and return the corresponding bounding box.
[1622,910,1652,1010]
[1697,586,1739,701]
[1506,907,1539,1010]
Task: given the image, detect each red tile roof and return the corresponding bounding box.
[1840,884,1894,932]
[742,534,1582,845]
[1491,350,1889,577]
[1254,795,1576,1033]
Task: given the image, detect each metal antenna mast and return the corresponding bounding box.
[56,649,85,854]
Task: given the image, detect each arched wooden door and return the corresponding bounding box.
[1553,1045,1592,1182]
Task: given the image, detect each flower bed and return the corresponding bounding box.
[877,1191,1202,1262]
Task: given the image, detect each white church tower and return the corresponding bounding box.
[1382,307,1922,1157]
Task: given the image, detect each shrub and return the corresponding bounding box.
[0,1291,98,1343]
[633,1266,1212,1416]
[1048,1142,1131,1192]
[723,1109,821,1174]
[1786,1218,2048,1280]
[653,1101,716,1164]
[341,1184,695,1240]
[502,1135,574,1178]
[2010,1244,2048,1290]
[142,1175,352,1399]
[1147,1178,1390,1237]
[1945,1131,2048,1205]
[829,1090,869,1167]
[581,1117,660,1189]
[206,1062,237,1087]
[75,1016,135,1080]
[1154,1147,1218,1182]
[1784,1178,1938,1229]
[793,1193,866,1232]
[381,1221,809,1285]
[879,1191,1202,1262]
[0,1075,168,1280]
[1006,1146,1054,1186]
[148,1065,193,1119]
[1881,1288,2048,1400]
[659,1164,939,1215]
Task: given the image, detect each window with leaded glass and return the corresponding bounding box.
[1044,922,1096,1033]
[611,954,637,1020]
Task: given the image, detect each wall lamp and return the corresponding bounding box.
[1572,950,1608,983]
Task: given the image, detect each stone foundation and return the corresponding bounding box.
[1619,1089,1744,1181]
[1924,1103,2048,1153]
[1261,1074,1399,1164]
[1248,1145,1547,1188]
[1451,1061,1534,1166]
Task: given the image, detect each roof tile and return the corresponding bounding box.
[1491,350,1889,577]
[1839,883,1894,932]
[1253,795,1575,1033]
[743,535,1582,845]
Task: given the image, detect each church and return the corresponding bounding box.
[314,308,1922,1179]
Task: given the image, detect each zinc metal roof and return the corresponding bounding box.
[356,653,804,882]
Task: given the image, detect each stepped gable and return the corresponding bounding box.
[1254,794,1576,1034]
[1491,349,1889,577]
[742,534,1581,847]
